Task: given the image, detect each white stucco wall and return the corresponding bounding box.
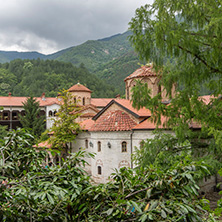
[46,104,60,129]
[73,129,175,183]
[72,131,92,174]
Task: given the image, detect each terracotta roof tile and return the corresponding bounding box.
[0,96,60,107]
[90,110,137,132]
[68,83,92,93]
[91,98,113,107]
[71,104,99,114]
[133,116,168,130]
[80,118,95,130]
[114,99,151,117]
[124,65,158,81]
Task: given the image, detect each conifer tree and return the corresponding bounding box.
[19,97,45,138]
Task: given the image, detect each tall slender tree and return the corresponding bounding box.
[48,90,81,149]
[19,96,45,138]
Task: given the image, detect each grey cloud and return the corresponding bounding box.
[0,0,152,54]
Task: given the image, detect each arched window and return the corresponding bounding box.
[98,166,102,175]
[121,141,127,152]
[98,141,101,152]
[85,139,88,149]
[49,111,53,117]
[54,111,57,116]
[83,97,85,106]
[74,97,77,103]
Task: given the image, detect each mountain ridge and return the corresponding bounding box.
[0,31,142,93]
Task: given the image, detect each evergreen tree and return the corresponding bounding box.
[19,97,45,138]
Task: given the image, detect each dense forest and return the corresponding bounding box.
[0,59,120,98]
[0,32,143,94]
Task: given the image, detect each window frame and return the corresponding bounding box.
[98,141,101,152]
[121,141,127,152]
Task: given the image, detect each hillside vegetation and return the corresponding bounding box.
[48,32,134,72]
[0,59,119,98]
[0,32,142,93]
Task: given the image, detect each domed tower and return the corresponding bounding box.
[124,65,175,102]
[68,83,92,106]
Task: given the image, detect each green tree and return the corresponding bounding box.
[19,97,45,138]
[0,128,211,221]
[48,90,81,149]
[129,0,222,216]
[129,0,222,137]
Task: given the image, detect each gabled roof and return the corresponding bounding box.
[133,116,168,130]
[68,83,92,93]
[93,99,151,120]
[70,104,99,115]
[91,98,113,107]
[124,65,158,81]
[90,110,137,132]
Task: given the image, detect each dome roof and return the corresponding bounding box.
[124,65,158,81]
[68,83,92,93]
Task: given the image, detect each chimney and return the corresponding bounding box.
[8,92,12,97]
[41,92,46,101]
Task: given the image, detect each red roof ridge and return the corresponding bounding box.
[90,110,137,132]
[68,83,92,93]
[124,64,159,81]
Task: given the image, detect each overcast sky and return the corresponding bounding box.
[0,0,153,55]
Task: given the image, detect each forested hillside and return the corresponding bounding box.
[48,32,135,72]
[96,51,141,93]
[0,32,143,92]
[0,59,119,98]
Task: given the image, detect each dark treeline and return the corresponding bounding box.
[0,59,119,98]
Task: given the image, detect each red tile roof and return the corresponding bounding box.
[114,99,151,117]
[68,83,92,93]
[81,113,96,117]
[91,98,113,107]
[124,65,158,81]
[133,116,168,130]
[71,104,99,114]
[0,96,60,107]
[80,118,95,130]
[90,110,137,132]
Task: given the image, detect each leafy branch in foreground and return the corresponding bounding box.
[48,90,81,150]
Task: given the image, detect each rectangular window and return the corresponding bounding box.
[98,141,101,152]
[122,141,127,152]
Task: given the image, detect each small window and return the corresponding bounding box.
[74,97,77,103]
[98,141,101,152]
[85,139,88,149]
[122,141,127,152]
[83,97,85,106]
[98,166,102,175]
[49,111,53,117]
